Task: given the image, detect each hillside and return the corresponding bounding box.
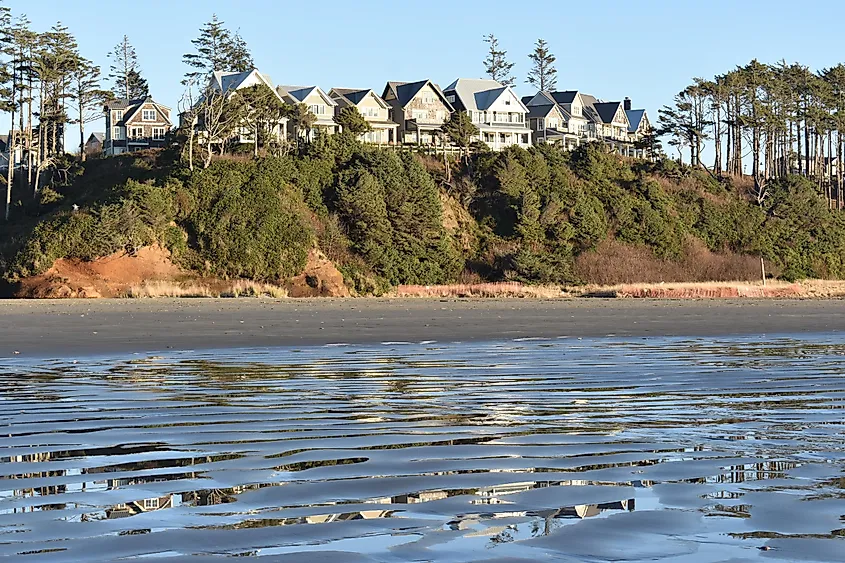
[2,136,845,297]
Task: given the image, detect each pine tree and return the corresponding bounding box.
[441,111,479,164]
[482,34,514,86]
[334,106,371,136]
[107,35,147,99]
[526,39,557,92]
[183,15,253,83]
[229,31,254,73]
[71,57,107,161]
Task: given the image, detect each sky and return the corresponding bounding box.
[6,0,845,155]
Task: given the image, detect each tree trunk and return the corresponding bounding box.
[6,71,16,222]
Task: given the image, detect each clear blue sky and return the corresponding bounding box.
[7,0,845,153]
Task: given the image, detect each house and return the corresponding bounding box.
[522,92,583,150]
[85,132,104,156]
[205,69,288,144]
[381,80,453,146]
[104,97,172,156]
[625,99,653,158]
[443,78,531,151]
[277,85,338,140]
[329,88,398,144]
[592,100,630,141]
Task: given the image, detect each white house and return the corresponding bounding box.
[277,85,338,140]
[442,78,531,151]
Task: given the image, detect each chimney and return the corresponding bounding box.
[624,97,632,111]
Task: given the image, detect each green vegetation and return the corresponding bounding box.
[3,139,845,293]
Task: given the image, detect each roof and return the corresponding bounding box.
[106,98,147,110]
[527,104,558,119]
[106,96,172,126]
[278,85,336,106]
[330,88,389,110]
[382,79,454,111]
[549,91,580,105]
[87,132,105,143]
[594,101,623,124]
[443,78,526,112]
[626,109,646,132]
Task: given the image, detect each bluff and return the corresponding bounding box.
[2,137,844,297]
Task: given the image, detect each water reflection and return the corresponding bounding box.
[1,336,844,561]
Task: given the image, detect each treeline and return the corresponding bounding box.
[0,4,255,220]
[0,5,155,219]
[659,59,845,208]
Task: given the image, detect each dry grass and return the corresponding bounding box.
[126,280,288,299]
[572,280,803,299]
[393,282,563,299]
[575,239,770,286]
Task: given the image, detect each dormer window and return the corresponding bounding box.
[142,109,156,121]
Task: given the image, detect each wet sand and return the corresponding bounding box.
[1,298,844,359]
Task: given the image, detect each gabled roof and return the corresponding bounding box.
[593,101,626,125]
[106,97,147,111]
[211,69,282,99]
[626,109,646,132]
[381,79,454,111]
[87,132,105,143]
[549,91,580,105]
[443,78,527,113]
[330,88,389,109]
[278,85,336,107]
[527,104,558,119]
[107,96,172,126]
[122,96,173,125]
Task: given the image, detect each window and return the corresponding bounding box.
[130,127,144,139]
[522,134,529,145]
[505,99,511,106]
[537,119,544,131]
[309,104,325,116]
[113,110,123,122]
[152,127,166,140]
[113,127,123,140]
[412,109,427,121]
[446,94,455,103]
[142,109,156,121]
[143,498,159,510]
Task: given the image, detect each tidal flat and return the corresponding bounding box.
[1,333,844,561]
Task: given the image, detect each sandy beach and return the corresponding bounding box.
[1,298,844,359]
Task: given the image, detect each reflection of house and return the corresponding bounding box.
[104,96,172,155]
[443,78,532,151]
[329,87,398,144]
[382,79,453,146]
[277,85,339,140]
[107,495,174,519]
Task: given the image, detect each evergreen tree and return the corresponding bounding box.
[107,35,147,99]
[71,57,108,161]
[183,15,253,83]
[441,111,479,163]
[229,31,254,73]
[334,106,371,136]
[526,39,557,92]
[289,102,317,147]
[482,34,514,86]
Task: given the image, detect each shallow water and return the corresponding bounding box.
[1,336,844,562]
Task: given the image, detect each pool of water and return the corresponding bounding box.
[1,336,844,561]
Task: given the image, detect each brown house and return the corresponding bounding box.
[104,96,172,156]
[382,79,453,146]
